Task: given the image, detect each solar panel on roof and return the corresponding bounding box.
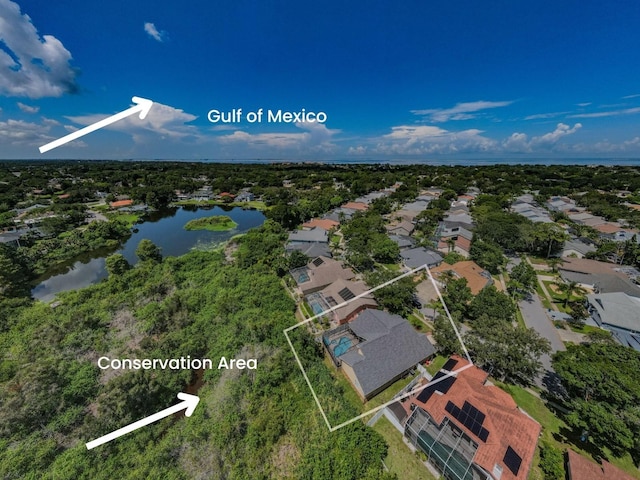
[338,287,356,301]
[442,358,458,371]
[417,370,458,403]
[445,400,490,443]
[503,446,522,475]
[312,257,324,267]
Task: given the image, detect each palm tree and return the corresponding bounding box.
[547,257,564,273]
[554,279,587,308]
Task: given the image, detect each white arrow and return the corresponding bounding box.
[39,96,153,153]
[86,392,199,450]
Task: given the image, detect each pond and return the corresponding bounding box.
[32,206,266,302]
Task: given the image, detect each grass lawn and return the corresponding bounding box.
[372,417,437,480]
[184,215,238,231]
[106,212,140,228]
[408,313,430,332]
[496,382,640,480]
[364,372,420,410]
[426,355,448,376]
[568,323,602,334]
[535,282,553,310]
[515,307,527,329]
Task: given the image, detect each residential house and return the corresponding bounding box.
[342,201,368,212]
[443,211,475,230]
[323,309,435,400]
[401,247,444,270]
[401,356,540,480]
[235,191,255,202]
[306,279,377,325]
[285,241,332,258]
[302,218,339,232]
[566,449,636,480]
[388,234,416,250]
[561,238,596,258]
[587,292,640,351]
[386,219,415,237]
[558,257,640,298]
[438,226,474,257]
[431,261,493,294]
[291,256,355,295]
[109,199,134,209]
[287,227,328,244]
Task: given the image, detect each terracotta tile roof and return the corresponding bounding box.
[302,218,340,231]
[431,260,491,294]
[593,222,623,234]
[408,356,540,480]
[566,449,636,480]
[109,199,134,208]
[342,201,369,211]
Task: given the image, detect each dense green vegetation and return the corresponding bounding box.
[0,224,394,479]
[553,343,640,460]
[184,215,238,231]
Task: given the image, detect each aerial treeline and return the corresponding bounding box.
[0,224,396,479]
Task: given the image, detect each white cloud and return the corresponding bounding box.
[0,118,53,145]
[0,0,78,98]
[568,107,640,119]
[622,94,640,99]
[369,124,496,155]
[66,101,199,143]
[576,102,592,107]
[411,100,513,122]
[17,101,39,113]
[217,122,339,153]
[144,22,166,42]
[503,123,582,152]
[524,111,570,121]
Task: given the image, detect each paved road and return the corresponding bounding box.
[518,293,566,390]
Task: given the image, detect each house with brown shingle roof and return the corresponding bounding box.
[306,278,377,325]
[566,449,636,480]
[302,218,339,232]
[402,355,540,480]
[431,260,493,294]
[291,256,355,295]
[341,201,368,211]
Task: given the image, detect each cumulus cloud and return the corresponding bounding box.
[503,123,582,152]
[17,102,39,113]
[144,22,166,42]
[217,122,340,153]
[0,118,53,145]
[66,100,199,142]
[411,100,513,122]
[0,0,78,98]
[368,124,496,155]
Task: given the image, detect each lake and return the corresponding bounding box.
[32,206,266,302]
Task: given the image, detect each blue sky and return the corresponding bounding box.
[1,0,639,160]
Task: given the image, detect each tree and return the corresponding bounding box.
[547,257,564,273]
[286,250,309,270]
[464,315,551,385]
[553,343,640,457]
[0,244,32,297]
[508,260,537,294]
[365,270,415,316]
[433,312,463,355]
[442,277,472,317]
[468,286,516,322]
[105,253,131,276]
[470,238,505,274]
[539,442,564,480]
[553,279,586,308]
[135,239,162,263]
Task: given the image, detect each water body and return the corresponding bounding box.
[32,206,265,302]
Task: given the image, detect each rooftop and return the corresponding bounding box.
[587,292,640,332]
[405,355,540,480]
[431,261,492,294]
[338,310,435,398]
[291,256,355,295]
[401,247,444,269]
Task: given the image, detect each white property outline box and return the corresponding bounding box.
[284,264,474,432]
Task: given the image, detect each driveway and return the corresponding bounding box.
[518,293,566,391]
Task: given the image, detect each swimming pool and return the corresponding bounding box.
[332,336,353,356]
